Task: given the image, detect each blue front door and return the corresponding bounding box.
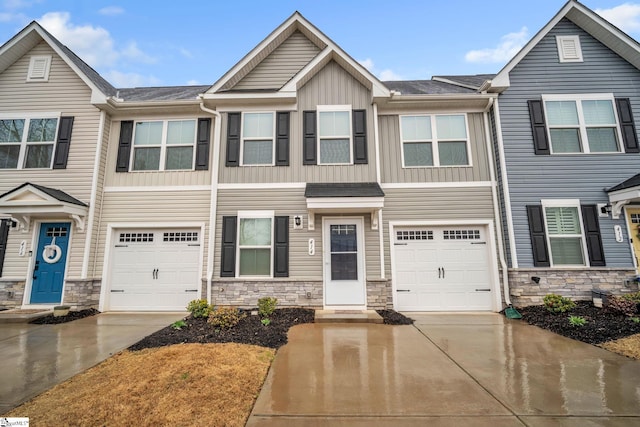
[30,222,70,304]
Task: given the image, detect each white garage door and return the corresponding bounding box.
[393,226,493,311]
[109,230,201,311]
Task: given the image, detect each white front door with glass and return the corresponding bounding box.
[323,218,366,307]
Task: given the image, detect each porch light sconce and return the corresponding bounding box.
[293,215,303,230]
[599,203,612,215]
[531,276,541,284]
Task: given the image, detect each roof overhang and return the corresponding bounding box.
[0,183,88,232]
[377,93,497,113]
[304,183,384,230]
[607,186,640,219]
[101,98,205,117]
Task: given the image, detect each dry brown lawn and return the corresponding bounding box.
[4,343,274,427]
[600,332,640,360]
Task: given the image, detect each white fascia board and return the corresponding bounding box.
[609,188,640,203]
[306,197,384,212]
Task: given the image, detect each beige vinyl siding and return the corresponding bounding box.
[215,188,382,280]
[104,120,212,187]
[233,31,320,90]
[219,61,377,184]
[379,113,491,183]
[96,191,211,277]
[382,187,495,276]
[0,41,102,279]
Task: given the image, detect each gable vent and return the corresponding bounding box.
[27,56,51,81]
[556,36,583,63]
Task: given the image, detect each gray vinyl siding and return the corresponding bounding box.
[215,188,382,280]
[498,18,640,268]
[378,113,491,183]
[382,187,496,277]
[233,31,321,90]
[219,61,377,183]
[0,41,102,279]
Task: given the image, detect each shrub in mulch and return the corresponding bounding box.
[516,301,640,345]
[30,308,100,325]
[376,309,414,325]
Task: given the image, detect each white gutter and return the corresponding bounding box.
[373,102,385,279]
[484,105,512,306]
[81,110,106,279]
[199,101,222,305]
[492,98,518,268]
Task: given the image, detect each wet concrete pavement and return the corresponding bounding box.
[0,312,184,413]
[247,314,640,426]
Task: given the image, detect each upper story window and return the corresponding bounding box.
[318,106,352,164]
[0,116,59,169]
[27,56,52,81]
[242,112,274,165]
[543,95,621,154]
[400,114,470,167]
[556,35,583,63]
[132,119,196,171]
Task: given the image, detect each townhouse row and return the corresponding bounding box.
[1,0,639,312]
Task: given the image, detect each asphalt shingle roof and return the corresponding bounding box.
[305,182,385,198]
[383,80,477,95]
[607,173,640,192]
[117,86,211,102]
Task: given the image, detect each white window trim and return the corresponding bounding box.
[26,55,52,82]
[541,199,589,267]
[130,119,197,171]
[236,210,274,278]
[0,113,60,170]
[399,113,472,168]
[317,104,353,165]
[240,111,276,166]
[556,35,583,63]
[542,94,623,154]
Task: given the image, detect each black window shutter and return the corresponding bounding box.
[226,113,241,167]
[275,112,290,166]
[528,100,550,155]
[615,98,639,153]
[526,205,550,267]
[303,110,317,165]
[0,219,10,277]
[581,205,606,266]
[195,118,211,170]
[352,109,368,164]
[116,121,134,172]
[52,116,74,169]
[221,216,237,277]
[273,216,289,277]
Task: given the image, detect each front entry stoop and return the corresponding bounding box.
[314,310,383,324]
[0,309,51,323]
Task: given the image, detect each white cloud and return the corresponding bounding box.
[179,48,193,59]
[186,79,200,85]
[98,6,124,16]
[465,27,528,63]
[105,70,161,87]
[595,3,640,33]
[359,58,374,71]
[358,57,403,81]
[122,41,156,64]
[379,69,402,81]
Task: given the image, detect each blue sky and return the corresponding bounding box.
[1,0,640,88]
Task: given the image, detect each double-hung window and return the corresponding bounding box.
[132,119,196,171]
[0,116,58,169]
[318,106,351,164]
[242,112,274,165]
[543,95,622,153]
[237,211,273,277]
[542,200,587,266]
[400,114,470,167]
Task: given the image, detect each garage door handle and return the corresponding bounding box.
[471,242,486,245]
[185,289,198,292]
[475,289,491,292]
[111,290,125,293]
[397,289,410,292]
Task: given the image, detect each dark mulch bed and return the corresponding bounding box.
[517,301,640,344]
[377,309,414,325]
[129,308,315,351]
[29,308,100,325]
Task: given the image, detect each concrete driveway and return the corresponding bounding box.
[0,312,184,413]
[247,313,640,426]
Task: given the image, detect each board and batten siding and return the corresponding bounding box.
[498,18,640,267]
[218,61,377,184]
[0,41,102,279]
[382,187,496,277]
[95,191,211,277]
[378,113,491,183]
[214,188,382,280]
[104,120,212,187]
[233,31,321,90]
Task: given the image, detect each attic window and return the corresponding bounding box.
[27,56,51,81]
[556,36,583,63]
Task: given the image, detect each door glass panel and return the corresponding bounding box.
[330,224,357,280]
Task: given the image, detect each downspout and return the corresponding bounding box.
[483,100,512,306]
[199,100,222,305]
[373,102,385,279]
[82,110,106,279]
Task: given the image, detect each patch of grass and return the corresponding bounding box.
[4,343,274,426]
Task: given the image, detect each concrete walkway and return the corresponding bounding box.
[247,313,640,426]
[0,312,184,413]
